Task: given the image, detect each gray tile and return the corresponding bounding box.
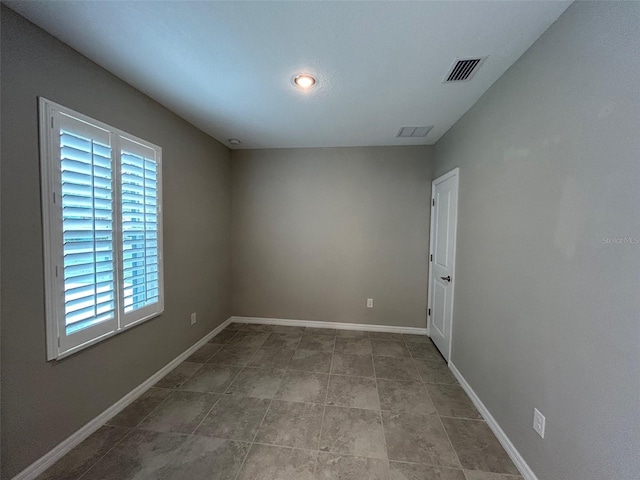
[229,331,270,348]
[255,400,324,449]
[225,367,285,398]
[155,362,202,389]
[382,411,459,467]
[370,332,405,342]
[137,390,219,434]
[180,364,242,393]
[402,334,431,344]
[271,325,307,334]
[248,347,295,369]
[336,329,370,338]
[331,353,375,377]
[186,343,224,363]
[463,471,523,480]
[319,406,387,459]
[326,375,379,410]
[441,418,519,475]
[414,358,458,385]
[373,357,421,381]
[242,323,276,332]
[290,349,332,373]
[81,430,185,480]
[226,323,245,331]
[107,388,172,428]
[315,452,390,480]
[427,384,481,419]
[298,334,336,352]
[304,327,337,336]
[335,337,372,355]
[161,436,250,480]
[210,329,240,344]
[237,444,317,480]
[208,345,258,366]
[263,332,303,349]
[195,395,270,441]
[35,426,130,480]
[371,340,411,358]
[377,379,437,415]
[275,370,329,403]
[407,342,444,360]
[389,462,466,480]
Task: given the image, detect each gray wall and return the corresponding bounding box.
[0,7,232,478]
[231,147,434,328]
[434,2,640,480]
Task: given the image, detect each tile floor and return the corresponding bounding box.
[37,323,522,480]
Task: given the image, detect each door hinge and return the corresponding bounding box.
[430,254,433,261]
[53,192,56,204]
[428,308,431,316]
[432,198,435,206]
[58,337,61,347]
[55,265,59,277]
[51,116,54,129]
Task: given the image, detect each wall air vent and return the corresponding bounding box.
[444,57,486,82]
[397,126,434,138]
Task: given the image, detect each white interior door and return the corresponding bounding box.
[427,168,459,361]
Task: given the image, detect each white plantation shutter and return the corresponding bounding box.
[54,113,118,353]
[60,126,116,332]
[41,99,163,360]
[120,137,163,326]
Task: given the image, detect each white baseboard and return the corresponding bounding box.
[231,316,428,336]
[449,362,539,480]
[12,317,233,480]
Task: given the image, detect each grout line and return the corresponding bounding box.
[325,372,375,379]
[76,425,138,480]
[438,414,486,422]
[232,397,274,480]
[371,351,393,478]
[312,331,337,476]
[234,327,304,478]
[251,441,323,454]
[125,386,179,431]
[436,412,466,471]
[231,328,276,480]
[166,362,205,390]
[422,386,444,420]
[216,329,240,345]
[249,440,391,461]
[373,335,463,474]
[189,391,225,436]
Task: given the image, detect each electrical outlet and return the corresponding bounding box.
[533,408,546,438]
[190,312,197,325]
[366,298,374,308]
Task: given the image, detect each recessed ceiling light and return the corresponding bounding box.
[293,74,316,89]
[228,138,241,146]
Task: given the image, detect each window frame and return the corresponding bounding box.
[39,97,164,360]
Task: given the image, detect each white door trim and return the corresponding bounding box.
[427,167,459,363]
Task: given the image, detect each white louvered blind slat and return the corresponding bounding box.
[121,149,160,314]
[60,128,116,335]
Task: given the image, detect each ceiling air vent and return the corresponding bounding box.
[444,57,486,82]
[397,126,434,138]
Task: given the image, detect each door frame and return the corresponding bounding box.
[426,167,460,363]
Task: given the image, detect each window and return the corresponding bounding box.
[39,98,164,360]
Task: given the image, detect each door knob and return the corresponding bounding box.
[440,276,451,282]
